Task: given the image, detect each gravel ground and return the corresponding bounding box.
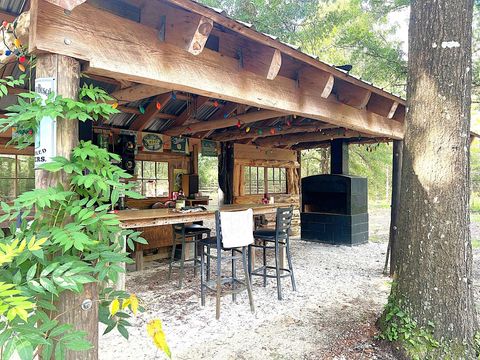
[99,209,480,360]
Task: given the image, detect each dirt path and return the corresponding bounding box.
[99,210,480,359]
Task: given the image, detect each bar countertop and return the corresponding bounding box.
[117,203,286,229]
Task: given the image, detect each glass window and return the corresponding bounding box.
[134,160,169,197]
[0,154,35,201]
[244,166,286,195]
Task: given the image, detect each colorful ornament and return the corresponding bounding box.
[139,105,145,114]
[19,56,26,63]
[213,100,219,108]
[13,39,21,48]
[224,113,228,119]
[270,128,275,135]
[236,120,241,128]
[2,21,8,28]
[171,91,177,101]
[286,120,292,127]
[112,102,119,109]
[258,129,263,135]
[18,63,25,72]
[245,127,251,133]
[5,49,11,56]
[156,102,162,110]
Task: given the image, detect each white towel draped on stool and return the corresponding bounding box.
[220,209,255,249]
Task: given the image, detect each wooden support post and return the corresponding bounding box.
[35,54,98,359]
[386,140,403,276]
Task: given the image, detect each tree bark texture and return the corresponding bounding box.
[388,140,403,276]
[394,0,477,357]
[35,54,99,359]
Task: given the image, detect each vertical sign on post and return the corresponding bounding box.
[34,77,57,169]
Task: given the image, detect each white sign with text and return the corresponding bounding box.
[34,77,57,169]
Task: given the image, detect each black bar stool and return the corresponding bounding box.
[168,223,211,288]
[249,207,296,300]
[199,210,255,319]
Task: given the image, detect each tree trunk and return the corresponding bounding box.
[393,0,477,357]
[35,54,99,359]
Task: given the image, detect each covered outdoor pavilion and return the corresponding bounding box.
[0,0,411,273]
[0,0,411,277]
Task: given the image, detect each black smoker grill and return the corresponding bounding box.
[301,163,369,245]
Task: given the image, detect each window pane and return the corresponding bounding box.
[130,180,142,195]
[144,180,156,197]
[0,155,15,179]
[134,161,142,178]
[0,179,15,201]
[156,180,169,197]
[267,168,274,181]
[258,167,264,194]
[18,178,34,195]
[156,162,168,179]
[244,166,251,194]
[143,161,156,179]
[18,156,34,178]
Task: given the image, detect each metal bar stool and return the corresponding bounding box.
[249,207,296,300]
[168,223,211,288]
[200,209,255,319]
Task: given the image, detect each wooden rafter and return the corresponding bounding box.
[165,109,284,136]
[211,123,335,142]
[299,67,334,99]
[178,102,238,135]
[334,79,372,109]
[129,93,172,131]
[110,85,171,104]
[254,128,370,148]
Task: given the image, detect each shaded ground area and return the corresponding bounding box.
[100,209,480,359]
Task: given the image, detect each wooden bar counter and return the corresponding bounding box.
[117,203,285,270]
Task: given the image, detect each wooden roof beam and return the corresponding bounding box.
[211,123,335,142]
[110,84,171,104]
[34,1,403,139]
[129,93,172,131]
[254,128,370,148]
[165,109,284,136]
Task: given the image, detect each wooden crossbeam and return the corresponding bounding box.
[129,93,172,131]
[110,85,170,104]
[254,128,369,147]
[211,123,334,142]
[33,1,404,139]
[165,109,282,136]
[242,44,283,80]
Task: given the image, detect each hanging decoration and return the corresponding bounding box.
[236,119,241,128]
[139,105,145,114]
[270,128,276,135]
[245,127,251,133]
[171,91,177,101]
[258,129,263,135]
[1,19,29,72]
[112,102,119,109]
[156,101,162,110]
[213,100,219,108]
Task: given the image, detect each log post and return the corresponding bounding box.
[35,54,99,359]
[387,140,403,276]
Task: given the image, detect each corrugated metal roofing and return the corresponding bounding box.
[0,0,26,15]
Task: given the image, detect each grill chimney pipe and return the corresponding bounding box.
[330,139,349,175]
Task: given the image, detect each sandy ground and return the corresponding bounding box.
[99,209,480,360]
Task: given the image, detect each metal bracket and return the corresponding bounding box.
[158,15,166,42]
[236,48,244,69]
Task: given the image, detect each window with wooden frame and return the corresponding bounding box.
[134,161,169,197]
[0,154,35,202]
[243,166,287,195]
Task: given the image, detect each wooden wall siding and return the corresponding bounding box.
[234,143,297,162]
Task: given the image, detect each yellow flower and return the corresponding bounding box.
[147,319,171,358]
